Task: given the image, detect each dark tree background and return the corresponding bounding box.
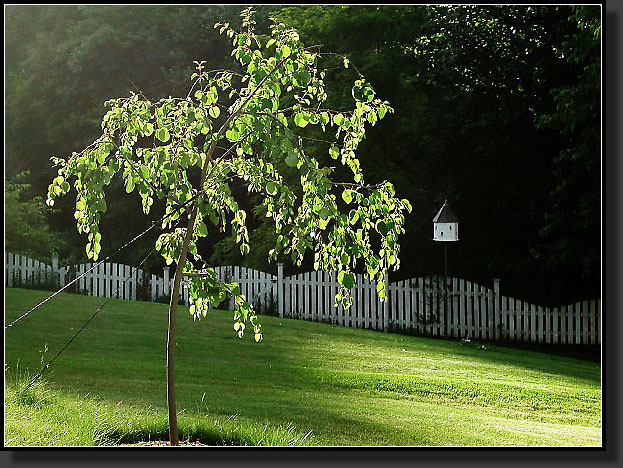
[4,5,601,306]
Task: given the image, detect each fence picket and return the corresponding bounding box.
[98,262,105,298]
[316,270,325,322]
[7,253,14,287]
[552,306,559,344]
[566,303,574,345]
[559,304,566,344]
[107,263,112,298]
[529,303,536,342]
[33,259,40,285]
[589,300,596,345]
[98,262,104,297]
[303,271,314,320]
[524,301,531,342]
[363,274,370,329]
[474,284,487,339]
[397,279,405,330]
[582,300,588,345]
[20,255,26,285]
[575,301,581,345]
[406,279,413,332]
[597,299,601,345]
[324,271,331,324]
[545,306,552,344]
[521,300,528,342]
[508,297,515,342]
[108,263,114,298]
[465,280,473,339]
[284,272,291,318]
[448,278,455,337]
[317,271,323,322]
[297,273,304,320]
[537,305,544,344]
[328,271,335,323]
[108,263,113,298]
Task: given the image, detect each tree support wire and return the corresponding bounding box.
[5,188,202,330]
[5,222,158,330]
[26,247,156,389]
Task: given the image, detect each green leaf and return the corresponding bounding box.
[156,127,170,142]
[403,199,412,213]
[266,181,278,196]
[209,105,220,119]
[285,153,298,167]
[125,176,135,193]
[338,271,355,290]
[342,189,354,204]
[376,220,389,236]
[329,145,340,159]
[226,127,240,142]
[294,113,309,128]
[364,87,375,102]
[348,209,359,225]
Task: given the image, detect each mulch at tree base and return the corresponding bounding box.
[119,440,207,446]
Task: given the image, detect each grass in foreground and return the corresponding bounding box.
[5,373,311,446]
[4,288,601,446]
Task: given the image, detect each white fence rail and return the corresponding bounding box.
[5,252,601,345]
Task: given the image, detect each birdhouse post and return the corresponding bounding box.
[433,200,459,332]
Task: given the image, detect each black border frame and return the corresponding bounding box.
[2,1,620,466]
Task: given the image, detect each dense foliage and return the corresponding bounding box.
[5,172,64,261]
[5,5,601,305]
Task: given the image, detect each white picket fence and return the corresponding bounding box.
[5,252,601,345]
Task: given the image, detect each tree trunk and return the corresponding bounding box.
[166,207,200,446]
[166,279,180,445]
[165,56,288,445]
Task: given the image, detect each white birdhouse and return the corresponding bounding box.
[433,200,459,242]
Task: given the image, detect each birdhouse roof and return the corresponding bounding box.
[433,201,458,223]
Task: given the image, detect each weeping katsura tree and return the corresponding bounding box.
[47,8,411,445]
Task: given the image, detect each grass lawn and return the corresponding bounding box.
[4,287,601,446]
